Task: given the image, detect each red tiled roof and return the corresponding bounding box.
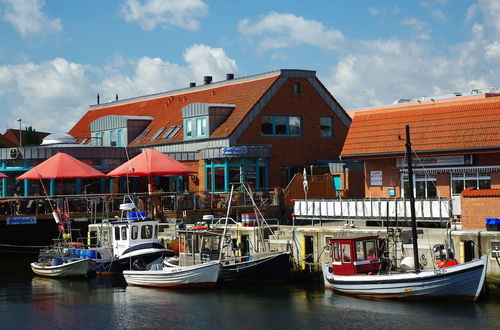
[69,73,281,145]
[341,96,500,159]
[462,186,500,197]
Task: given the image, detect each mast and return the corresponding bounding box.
[405,125,420,273]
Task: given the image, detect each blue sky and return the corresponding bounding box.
[1,0,499,133]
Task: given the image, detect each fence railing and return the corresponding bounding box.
[293,198,452,223]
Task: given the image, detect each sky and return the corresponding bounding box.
[1,0,500,133]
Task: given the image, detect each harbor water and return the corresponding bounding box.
[1,257,499,330]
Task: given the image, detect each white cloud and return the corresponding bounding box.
[238,12,344,53]
[0,58,94,132]
[401,17,431,40]
[1,0,61,37]
[120,0,208,31]
[485,41,500,59]
[476,0,500,36]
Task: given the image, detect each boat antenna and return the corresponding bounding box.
[405,125,420,273]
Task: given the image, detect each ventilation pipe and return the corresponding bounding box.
[226,73,234,80]
[97,93,100,105]
[115,94,118,101]
[204,76,213,84]
[190,82,196,87]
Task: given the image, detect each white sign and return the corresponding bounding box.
[396,155,472,168]
[370,171,383,186]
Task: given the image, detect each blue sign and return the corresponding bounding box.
[221,147,247,155]
[7,216,37,225]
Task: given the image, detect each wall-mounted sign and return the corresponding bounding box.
[7,216,36,225]
[221,147,247,155]
[370,171,383,186]
[9,148,19,159]
[396,155,473,168]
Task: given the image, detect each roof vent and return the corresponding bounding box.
[189,82,196,88]
[226,73,234,80]
[41,133,77,145]
[204,76,212,84]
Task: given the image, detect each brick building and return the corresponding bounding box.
[69,70,352,193]
[341,89,500,225]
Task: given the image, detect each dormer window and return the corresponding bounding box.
[181,103,235,141]
[184,116,208,139]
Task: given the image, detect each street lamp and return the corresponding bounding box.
[17,118,22,147]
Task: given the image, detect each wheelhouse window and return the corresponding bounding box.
[121,226,127,240]
[342,244,351,263]
[141,225,153,239]
[332,242,341,262]
[320,116,333,137]
[131,226,138,240]
[114,227,120,240]
[261,115,302,136]
[356,240,376,261]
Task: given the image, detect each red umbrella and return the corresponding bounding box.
[0,172,7,179]
[16,152,105,180]
[106,148,196,177]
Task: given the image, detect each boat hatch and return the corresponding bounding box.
[329,236,381,275]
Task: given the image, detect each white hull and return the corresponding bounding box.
[322,255,488,301]
[31,259,94,278]
[123,260,221,288]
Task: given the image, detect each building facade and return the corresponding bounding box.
[69,69,352,194]
[341,90,500,219]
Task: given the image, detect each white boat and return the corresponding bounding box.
[321,125,488,301]
[31,258,94,278]
[123,260,221,288]
[321,237,488,301]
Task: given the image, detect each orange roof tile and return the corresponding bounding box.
[69,72,281,145]
[462,187,500,197]
[341,96,500,159]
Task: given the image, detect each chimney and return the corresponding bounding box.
[204,76,212,84]
[226,73,234,80]
[189,82,196,87]
[115,94,118,101]
[97,93,100,105]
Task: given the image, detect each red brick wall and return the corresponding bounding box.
[363,159,400,198]
[492,171,500,189]
[238,78,350,188]
[461,196,500,229]
[436,173,450,198]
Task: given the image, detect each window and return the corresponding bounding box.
[325,237,332,251]
[342,244,351,263]
[80,137,89,144]
[141,225,153,239]
[121,226,127,240]
[356,240,376,261]
[293,82,301,95]
[402,174,436,198]
[131,226,138,240]
[135,129,150,144]
[196,117,208,137]
[320,116,333,137]
[452,172,490,195]
[114,227,120,240]
[162,125,182,140]
[332,242,341,262]
[185,119,193,139]
[261,115,302,136]
[150,127,165,141]
[205,158,268,193]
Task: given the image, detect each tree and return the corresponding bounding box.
[24,126,40,146]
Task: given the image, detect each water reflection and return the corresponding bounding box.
[0,258,499,330]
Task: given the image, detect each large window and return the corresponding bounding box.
[452,172,490,195]
[261,115,302,136]
[402,174,436,198]
[320,116,333,137]
[205,158,268,192]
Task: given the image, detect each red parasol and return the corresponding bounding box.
[0,172,7,179]
[16,152,105,180]
[106,148,196,177]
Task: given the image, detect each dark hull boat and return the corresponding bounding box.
[220,252,291,284]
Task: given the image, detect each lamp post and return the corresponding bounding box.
[17,118,22,147]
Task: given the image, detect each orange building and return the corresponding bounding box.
[69,70,352,193]
[341,90,500,223]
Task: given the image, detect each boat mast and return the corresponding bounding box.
[405,125,420,273]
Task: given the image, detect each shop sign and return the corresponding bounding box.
[7,216,36,225]
[396,155,472,168]
[221,147,247,155]
[370,171,383,186]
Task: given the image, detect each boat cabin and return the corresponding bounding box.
[329,236,381,275]
[88,219,160,258]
